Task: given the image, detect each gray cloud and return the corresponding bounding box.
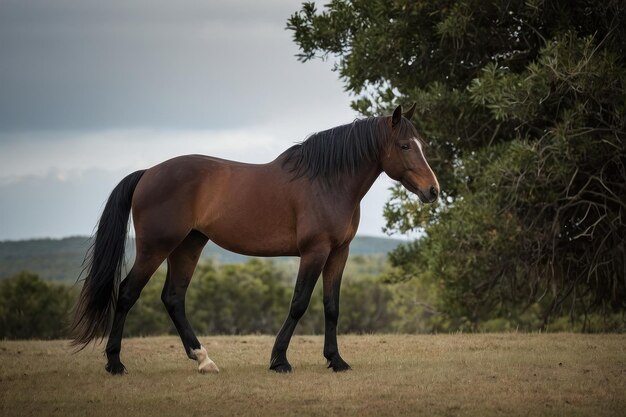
[0,0,347,132]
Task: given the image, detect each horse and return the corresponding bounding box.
[70,104,440,374]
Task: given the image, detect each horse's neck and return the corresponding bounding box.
[340,162,382,204]
[270,150,382,204]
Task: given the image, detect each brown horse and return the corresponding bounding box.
[71,104,439,374]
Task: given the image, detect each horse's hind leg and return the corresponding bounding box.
[105,252,165,374]
[162,230,218,374]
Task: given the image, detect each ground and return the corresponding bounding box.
[1,334,625,417]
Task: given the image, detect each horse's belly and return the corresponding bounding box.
[198,203,299,257]
[203,224,299,257]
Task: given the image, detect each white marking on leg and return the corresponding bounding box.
[192,346,219,374]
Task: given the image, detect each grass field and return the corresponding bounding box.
[1,334,625,416]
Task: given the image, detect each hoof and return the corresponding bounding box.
[198,360,220,374]
[269,361,293,373]
[327,356,351,372]
[192,346,219,374]
[269,352,292,373]
[105,361,127,375]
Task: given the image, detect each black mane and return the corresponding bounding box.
[282,116,415,183]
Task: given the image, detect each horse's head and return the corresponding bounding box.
[381,104,440,203]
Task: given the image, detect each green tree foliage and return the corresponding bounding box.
[340,276,397,332]
[2,260,622,340]
[0,260,405,340]
[0,272,76,339]
[288,1,626,328]
[187,260,293,335]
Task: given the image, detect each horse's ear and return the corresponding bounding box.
[403,102,417,120]
[392,105,402,128]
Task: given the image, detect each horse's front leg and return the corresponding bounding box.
[322,244,351,372]
[270,247,329,372]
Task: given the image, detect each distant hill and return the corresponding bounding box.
[0,235,404,282]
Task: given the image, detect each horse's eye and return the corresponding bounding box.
[400,144,410,150]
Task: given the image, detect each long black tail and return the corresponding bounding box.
[70,170,146,348]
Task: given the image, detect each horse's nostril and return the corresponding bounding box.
[430,186,438,200]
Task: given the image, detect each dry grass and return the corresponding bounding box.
[1,334,625,417]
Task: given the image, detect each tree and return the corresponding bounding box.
[0,272,76,339]
[187,259,294,334]
[288,0,626,328]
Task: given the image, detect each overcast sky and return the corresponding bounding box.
[0,0,402,241]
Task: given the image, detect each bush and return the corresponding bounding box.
[0,272,77,339]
